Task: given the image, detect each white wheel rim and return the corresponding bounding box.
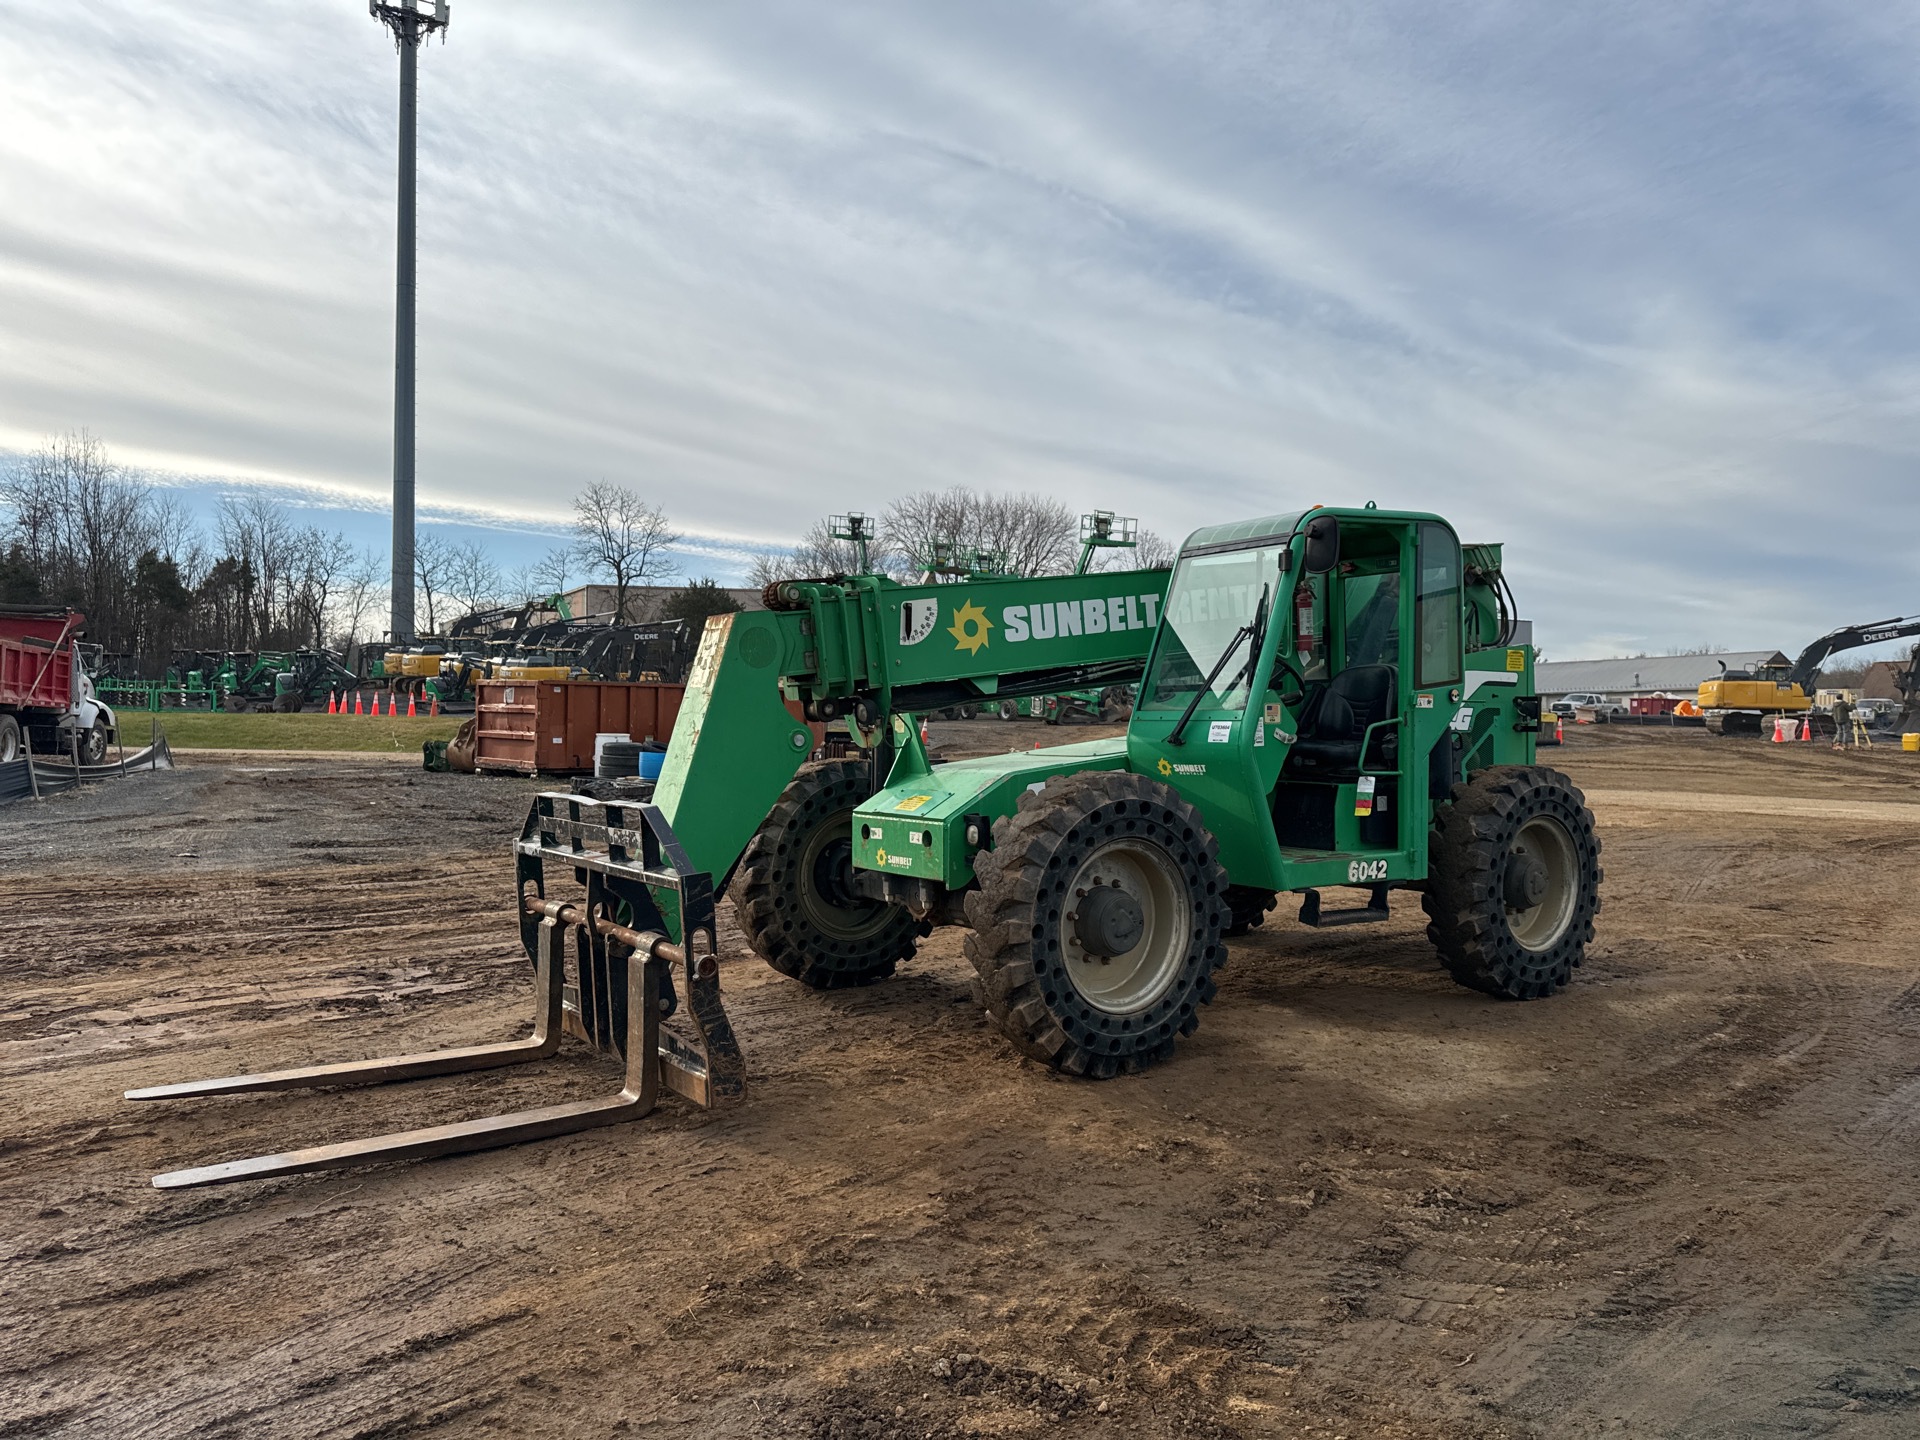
[1508,815,1579,951]
[1061,838,1191,1014]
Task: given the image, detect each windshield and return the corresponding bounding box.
[1143,545,1286,714]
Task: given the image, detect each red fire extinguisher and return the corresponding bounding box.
[1293,581,1317,660]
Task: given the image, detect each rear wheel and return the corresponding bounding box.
[999,699,1019,721]
[964,771,1229,1077]
[0,715,19,763]
[734,758,921,989]
[1424,766,1601,999]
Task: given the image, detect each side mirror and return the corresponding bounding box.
[1302,514,1340,574]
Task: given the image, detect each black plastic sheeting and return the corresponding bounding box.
[0,734,174,805]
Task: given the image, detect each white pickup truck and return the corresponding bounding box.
[1550,693,1627,720]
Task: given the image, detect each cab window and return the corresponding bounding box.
[1415,523,1461,687]
[1342,571,1400,670]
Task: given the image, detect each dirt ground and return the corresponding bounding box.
[3,721,1919,1439]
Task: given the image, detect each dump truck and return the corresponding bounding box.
[132,505,1598,1188]
[0,607,118,764]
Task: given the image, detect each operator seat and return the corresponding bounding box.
[1283,664,1398,778]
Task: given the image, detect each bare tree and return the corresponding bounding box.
[1087,525,1178,572]
[532,546,572,597]
[505,547,573,603]
[292,527,355,647]
[216,494,299,648]
[147,491,202,581]
[745,551,788,589]
[2,431,156,650]
[572,483,678,621]
[444,538,502,618]
[413,532,456,635]
[747,516,898,587]
[881,488,1076,581]
[1133,529,1177,570]
[331,547,388,648]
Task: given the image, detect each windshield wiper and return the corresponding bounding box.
[1167,620,1261,751]
[1222,582,1271,700]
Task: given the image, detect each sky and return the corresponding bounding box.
[1,1,1917,660]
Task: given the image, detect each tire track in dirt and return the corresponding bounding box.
[4,734,1920,1437]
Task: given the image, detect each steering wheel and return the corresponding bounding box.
[1269,654,1307,704]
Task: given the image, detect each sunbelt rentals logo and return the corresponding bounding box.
[948,600,993,655]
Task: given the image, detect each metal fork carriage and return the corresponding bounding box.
[127,793,744,1189]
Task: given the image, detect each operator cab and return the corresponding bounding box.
[1137,507,1466,879]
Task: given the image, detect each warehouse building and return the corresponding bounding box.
[1536,651,1789,701]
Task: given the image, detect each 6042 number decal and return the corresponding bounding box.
[1346,859,1389,883]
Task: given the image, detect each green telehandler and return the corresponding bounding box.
[131,505,1599,1187]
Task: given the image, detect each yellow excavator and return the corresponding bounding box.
[1698,615,1919,736]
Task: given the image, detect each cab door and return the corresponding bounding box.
[1269,521,1409,860]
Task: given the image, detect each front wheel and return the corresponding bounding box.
[77,718,110,765]
[733,758,921,988]
[964,771,1229,1077]
[1424,766,1602,999]
[999,699,1019,721]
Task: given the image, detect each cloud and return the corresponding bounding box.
[1,0,1916,656]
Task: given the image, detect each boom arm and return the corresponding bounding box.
[652,567,1170,910]
[1786,615,1920,692]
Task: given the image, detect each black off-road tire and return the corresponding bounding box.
[1224,885,1278,937]
[1424,765,1602,1000]
[963,770,1230,1077]
[999,699,1019,721]
[734,758,921,989]
[0,715,20,763]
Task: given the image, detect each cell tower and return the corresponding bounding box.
[370,1,450,644]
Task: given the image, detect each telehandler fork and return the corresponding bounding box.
[128,792,742,1188]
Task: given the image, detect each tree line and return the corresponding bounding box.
[749,487,1174,587]
[0,434,689,671]
[1,433,1172,675]
[0,433,384,670]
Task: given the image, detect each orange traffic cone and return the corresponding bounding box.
[1771,716,1786,743]
[919,718,930,746]
[353,691,363,716]
[429,695,439,717]
[407,692,417,718]
[1804,714,1815,742]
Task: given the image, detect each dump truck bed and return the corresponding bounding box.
[0,607,80,710]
